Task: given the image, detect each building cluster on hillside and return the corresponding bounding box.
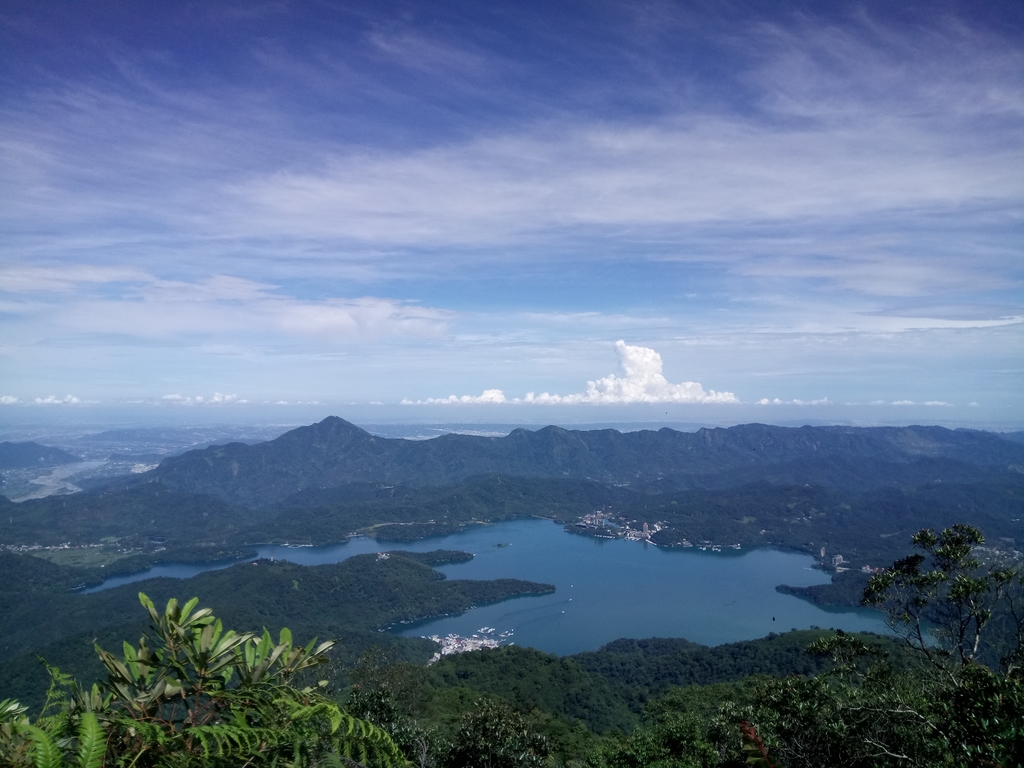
[0,541,147,555]
[694,541,742,551]
[818,548,882,574]
[574,510,619,537]
[623,521,662,541]
[568,511,743,551]
[570,510,664,542]
[976,544,1024,565]
[3,541,82,552]
[424,628,514,664]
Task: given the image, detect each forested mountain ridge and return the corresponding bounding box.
[0,441,79,470]
[141,416,1024,506]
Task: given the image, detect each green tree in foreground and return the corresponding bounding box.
[863,523,1024,673]
[445,698,549,768]
[861,523,1024,766]
[0,593,405,767]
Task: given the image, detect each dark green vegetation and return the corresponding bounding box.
[0,485,252,547]
[1002,431,1024,446]
[776,569,872,607]
[0,441,79,470]
[419,629,882,730]
[640,477,1023,569]
[0,548,553,710]
[1,594,405,768]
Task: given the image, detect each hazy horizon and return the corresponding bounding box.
[3,410,1022,447]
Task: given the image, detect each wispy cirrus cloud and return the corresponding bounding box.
[2,7,1021,289]
[0,265,452,342]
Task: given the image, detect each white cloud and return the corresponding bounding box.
[969,401,980,407]
[0,264,152,294]
[757,397,831,405]
[869,400,954,407]
[160,392,247,406]
[0,266,451,342]
[34,394,81,405]
[406,389,509,405]
[233,114,1024,253]
[405,341,737,405]
[0,395,19,404]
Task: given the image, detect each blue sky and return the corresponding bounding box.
[1,0,1022,428]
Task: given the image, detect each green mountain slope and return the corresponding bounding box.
[0,441,79,470]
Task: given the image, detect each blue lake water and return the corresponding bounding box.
[83,519,887,655]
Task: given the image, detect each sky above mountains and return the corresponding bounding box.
[1,1,1022,427]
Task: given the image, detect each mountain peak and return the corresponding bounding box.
[273,416,373,445]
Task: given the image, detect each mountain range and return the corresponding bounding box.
[141,417,1024,507]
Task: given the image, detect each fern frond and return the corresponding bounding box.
[189,723,269,758]
[76,712,106,768]
[22,724,62,768]
[110,715,167,747]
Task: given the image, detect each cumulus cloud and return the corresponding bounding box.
[0,395,19,405]
[161,392,247,406]
[406,389,509,405]
[34,395,81,405]
[405,341,737,405]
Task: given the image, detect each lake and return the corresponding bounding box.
[84,518,887,655]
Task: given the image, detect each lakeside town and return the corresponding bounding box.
[565,510,878,572]
[424,627,515,664]
[565,510,743,552]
